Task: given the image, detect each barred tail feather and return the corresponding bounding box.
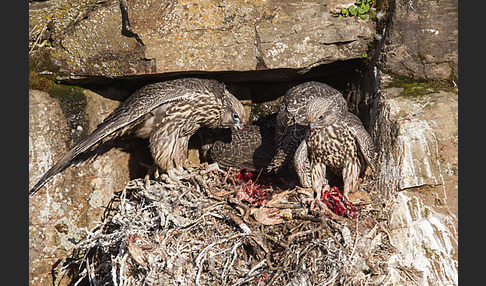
[29,127,117,196]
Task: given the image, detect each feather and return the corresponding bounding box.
[268,81,348,174]
[30,78,246,195]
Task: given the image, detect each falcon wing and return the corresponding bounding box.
[30,78,220,195]
[343,112,377,173]
[267,84,309,172]
[99,78,221,131]
[294,139,312,188]
[268,81,346,173]
[211,125,275,171]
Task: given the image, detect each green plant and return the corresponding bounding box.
[388,74,459,98]
[29,60,89,143]
[360,33,377,61]
[339,0,375,20]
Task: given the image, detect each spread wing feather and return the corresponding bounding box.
[30,78,222,195]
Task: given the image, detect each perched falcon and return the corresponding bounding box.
[295,96,376,197]
[266,81,348,175]
[207,114,276,171]
[30,78,246,195]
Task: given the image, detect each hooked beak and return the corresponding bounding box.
[309,122,316,132]
[234,121,244,132]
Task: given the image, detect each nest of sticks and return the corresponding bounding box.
[54,164,397,285]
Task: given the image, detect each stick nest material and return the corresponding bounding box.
[54,165,397,285]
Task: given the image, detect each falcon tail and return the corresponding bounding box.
[29,127,115,196]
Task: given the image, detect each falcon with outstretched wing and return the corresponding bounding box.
[30,78,246,195]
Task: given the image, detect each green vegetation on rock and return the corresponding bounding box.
[339,0,376,20]
[30,60,89,145]
[388,74,458,99]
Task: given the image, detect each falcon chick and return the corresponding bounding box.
[295,96,376,197]
[208,114,276,171]
[30,78,246,195]
[267,81,348,175]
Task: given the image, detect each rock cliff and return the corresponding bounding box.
[29,0,458,285]
[29,0,375,79]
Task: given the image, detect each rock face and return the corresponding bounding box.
[372,88,458,194]
[379,0,458,80]
[28,0,458,285]
[29,89,133,285]
[29,0,155,77]
[29,0,375,78]
[128,0,374,72]
[370,82,458,285]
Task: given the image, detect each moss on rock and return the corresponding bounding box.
[30,59,89,145]
[388,74,458,100]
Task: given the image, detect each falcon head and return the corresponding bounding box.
[221,88,246,132]
[306,97,344,132]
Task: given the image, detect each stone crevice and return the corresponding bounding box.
[119,0,145,46]
[253,26,268,70]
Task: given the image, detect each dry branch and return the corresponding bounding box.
[53,165,396,285]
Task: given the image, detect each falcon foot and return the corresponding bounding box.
[297,185,333,215]
[346,189,372,206]
[140,162,160,189]
[298,185,358,219]
[163,167,192,183]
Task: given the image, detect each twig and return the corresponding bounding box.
[377,221,395,247]
[267,267,283,285]
[221,241,242,284]
[228,211,251,234]
[247,259,267,276]
[320,216,345,249]
[400,266,418,283]
[111,253,119,286]
[348,217,359,261]
[230,259,266,286]
[262,233,286,249]
[287,226,324,246]
[29,21,47,55]
[177,202,225,229]
[322,269,339,286]
[253,168,264,183]
[265,251,281,272]
[73,268,88,286]
[248,234,271,255]
[296,240,319,268]
[86,257,98,286]
[195,234,244,286]
[227,197,249,218]
[29,23,38,37]
[224,167,234,183]
[293,212,322,222]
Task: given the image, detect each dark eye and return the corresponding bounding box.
[232,112,239,120]
[318,114,324,121]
